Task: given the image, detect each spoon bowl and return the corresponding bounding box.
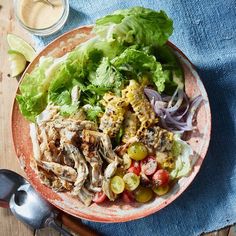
[9,183,72,235]
[10,183,54,229]
[0,169,27,207]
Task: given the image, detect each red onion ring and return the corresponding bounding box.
[144,87,204,133]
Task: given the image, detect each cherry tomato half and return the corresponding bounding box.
[110,176,125,194]
[153,185,170,196]
[128,160,141,176]
[122,190,134,203]
[93,192,107,203]
[140,173,152,187]
[152,169,170,187]
[127,142,148,161]
[141,156,157,176]
[134,186,153,203]
[123,172,140,191]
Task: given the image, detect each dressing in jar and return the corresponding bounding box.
[14,0,69,36]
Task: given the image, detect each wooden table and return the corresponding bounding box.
[0,1,235,236]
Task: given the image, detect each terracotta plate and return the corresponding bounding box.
[11,26,211,222]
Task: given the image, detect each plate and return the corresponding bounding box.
[11,26,211,222]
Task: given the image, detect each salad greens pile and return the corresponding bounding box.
[17,7,183,122]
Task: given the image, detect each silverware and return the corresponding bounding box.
[0,169,99,236]
[0,169,72,236]
[0,169,27,207]
[9,183,72,236]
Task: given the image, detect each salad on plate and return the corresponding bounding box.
[16,7,203,206]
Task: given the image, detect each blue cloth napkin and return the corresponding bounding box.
[34,0,236,235]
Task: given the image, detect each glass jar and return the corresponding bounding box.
[14,0,69,36]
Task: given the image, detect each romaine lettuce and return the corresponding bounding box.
[170,136,193,179]
[111,48,167,92]
[17,7,177,122]
[94,7,173,47]
[16,57,55,121]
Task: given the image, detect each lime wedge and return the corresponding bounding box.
[7,34,36,62]
[8,50,27,77]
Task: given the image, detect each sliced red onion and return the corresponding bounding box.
[144,88,162,101]
[186,95,203,127]
[167,87,179,108]
[153,102,164,116]
[144,86,204,134]
[174,92,189,121]
[166,89,184,113]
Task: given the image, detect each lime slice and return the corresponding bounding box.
[7,34,36,62]
[8,50,27,77]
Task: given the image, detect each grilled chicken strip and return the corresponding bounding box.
[30,123,41,161]
[37,161,77,182]
[82,129,121,163]
[80,137,103,192]
[63,143,89,193]
[37,167,73,192]
[75,186,94,206]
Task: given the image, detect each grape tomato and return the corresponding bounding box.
[93,192,107,203]
[152,169,170,187]
[141,156,157,176]
[123,172,140,191]
[153,185,170,196]
[110,176,125,194]
[134,186,153,203]
[127,142,148,161]
[122,190,134,203]
[128,160,141,175]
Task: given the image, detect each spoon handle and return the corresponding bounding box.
[46,217,73,236]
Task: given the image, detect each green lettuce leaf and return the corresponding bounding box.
[94,7,173,47]
[84,105,103,122]
[16,7,176,122]
[16,37,123,121]
[170,136,193,179]
[111,48,167,92]
[88,57,125,95]
[16,57,55,121]
[154,44,184,94]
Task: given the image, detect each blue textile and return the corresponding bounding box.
[34,0,236,235]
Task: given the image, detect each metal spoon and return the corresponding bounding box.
[0,169,99,236]
[9,183,72,236]
[0,169,27,208]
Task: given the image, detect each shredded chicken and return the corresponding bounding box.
[37,161,78,182]
[31,105,124,206]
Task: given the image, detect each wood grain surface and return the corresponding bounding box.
[0,1,234,236]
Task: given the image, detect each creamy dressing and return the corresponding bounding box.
[19,0,64,29]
